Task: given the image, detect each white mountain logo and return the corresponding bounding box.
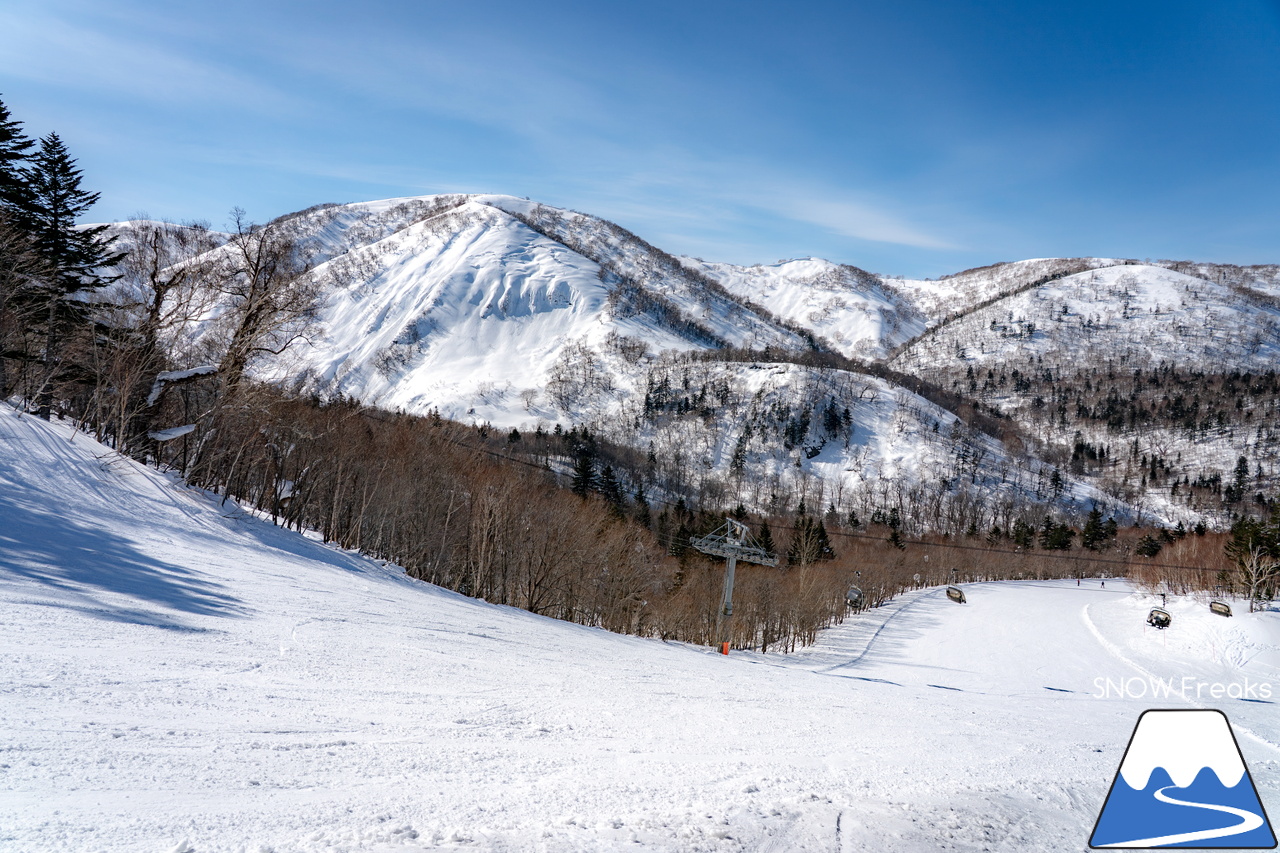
[1091,709,1276,848]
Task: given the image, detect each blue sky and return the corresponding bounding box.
[1,0,1277,277]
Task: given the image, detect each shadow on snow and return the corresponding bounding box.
[0,499,246,628]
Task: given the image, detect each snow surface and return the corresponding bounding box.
[573,359,1120,524]
[679,257,926,359]
[890,264,1280,374]
[887,259,1122,327]
[3,405,1279,851]
[284,200,689,416]
[102,194,1114,520]
[887,262,1280,525]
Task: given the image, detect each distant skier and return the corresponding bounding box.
[1101,580,1105,588]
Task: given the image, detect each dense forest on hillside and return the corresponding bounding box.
[930,360,1280,520]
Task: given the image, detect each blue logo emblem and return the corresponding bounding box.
[1091,710,1276,848]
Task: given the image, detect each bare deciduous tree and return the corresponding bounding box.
[208,209,323,400]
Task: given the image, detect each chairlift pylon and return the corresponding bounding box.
[689,518,779,655]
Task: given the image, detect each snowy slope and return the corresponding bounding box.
[474,196,811,352]
[885,263,1280,525]
[97,196,1280,529]
[887,258,1121,327]
[4,405,1279,852]
[187,194,807,422]
[275,199,698,417]
[680,257,927,359]
[890,263,1280,375]
[268,198,1129,519]
[566,357,1119,524]
[107,195,1118,520]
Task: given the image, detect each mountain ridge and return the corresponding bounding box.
[98,193,1280,528]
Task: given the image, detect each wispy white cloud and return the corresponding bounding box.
[763,192,959,250]
[0,0,967,270]
[0,5,294,113]
[556,148,962,253]
[275,28,616,148]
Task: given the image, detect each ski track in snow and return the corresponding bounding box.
[1,405,1278,852]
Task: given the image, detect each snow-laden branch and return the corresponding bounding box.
[148,424,197,442]
[146,364,218,407]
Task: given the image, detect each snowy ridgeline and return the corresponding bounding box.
[888,264,1280,525]
[890,264,1280,375]
[98,195,1280,528]
[4,403,1279,852]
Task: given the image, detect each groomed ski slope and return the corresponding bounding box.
[1,404,1277,852]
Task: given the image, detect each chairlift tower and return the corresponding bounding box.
[690,518,778,655]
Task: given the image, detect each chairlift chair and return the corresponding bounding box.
[946,586,966,604]
[1147,608,1172,629]
[1209,600,1232,618]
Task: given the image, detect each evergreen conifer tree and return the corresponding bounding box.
[0,96,38,399]
[633,486,651,529]
[570,446,596,498]
[21,133,121,416]
[1234,455,1251,495]
[788,514,837,564]
[1038,515,1055,550]
[1224,512,1280,609]
[1012,518,1035,550]
[599,464,625,516]
[1135,534,1163,558]
[757,520,774,555]
[814,519,835,560]
[1081,507,1107,550]
[786,516,810,565]
[0,96,34,212]
[670,520,691,558]
[23,133,120,294]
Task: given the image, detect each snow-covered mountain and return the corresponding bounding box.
[253,195,809,415]
[884,262,1280,525]
[118,195,1110,521]
[679,256,926,359]
[889,262,1280,375]
[104,193,1280,526]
